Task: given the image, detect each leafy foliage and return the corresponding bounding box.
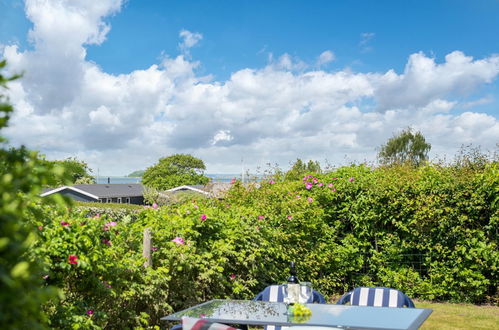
[0,60,61,329]
[285,158,322,181]
[44,157,95,186]
[378,128,431,166]
[142,154,210,190]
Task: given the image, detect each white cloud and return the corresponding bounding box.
[316,50,335,67]
[179,29,202,55]
[1,1,498,175]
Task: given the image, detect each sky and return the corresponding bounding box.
[1,0,498,176]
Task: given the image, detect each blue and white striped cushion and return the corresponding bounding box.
[350,287,401,307]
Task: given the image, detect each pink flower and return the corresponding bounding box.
[42,274,49,280]
[230,178,236,184]
[101,239,112,246]
[268,180,275,184]
[152,203,158,209]
[38,225,43,230]
[258,216,265,220]
[328,184,333,188]
[151,247,158,251]
[86,309,94,315]
[200,214,207,221]
[312,178,318,183]
[317,182,324,187]
[287,216,293,220]
[332,188,337,192]
[94,213,100,218]
[193,204,199,209]
[332,177,338,180]
[68,255,78,264]
[305,182,313,190]
[307,197,313,203]
[349,177,355,182]
[230,273,236,280]
[60,221,69,226]
[172,237,185,245]
[295,195,301,199]
[103,221,117,231]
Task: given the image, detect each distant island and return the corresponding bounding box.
[127,170,145,177]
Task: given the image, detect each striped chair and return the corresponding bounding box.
[336,286,415,308]
[253,285,326,330]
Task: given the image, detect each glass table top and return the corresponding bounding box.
[161,299,432,330]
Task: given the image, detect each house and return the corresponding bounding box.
[41,184,144,205]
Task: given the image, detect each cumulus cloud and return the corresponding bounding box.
[2,0,498,175]
[374,51,499,111]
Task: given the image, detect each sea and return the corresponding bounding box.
[95,174,246,184]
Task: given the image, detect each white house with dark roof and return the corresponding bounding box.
[41,184,144,204]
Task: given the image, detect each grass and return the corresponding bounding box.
[415,300,498,329]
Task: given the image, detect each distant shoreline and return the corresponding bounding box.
[94,174,258,184]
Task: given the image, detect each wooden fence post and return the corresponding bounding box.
[143,227,152,267]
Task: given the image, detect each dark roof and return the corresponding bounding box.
[42,184,143,198]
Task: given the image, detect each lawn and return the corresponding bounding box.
[416,301,498,329]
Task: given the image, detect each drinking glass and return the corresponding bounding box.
[299,282,313,303]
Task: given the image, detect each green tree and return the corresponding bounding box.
[285,158,322,180]
[142,154,210,190]
[378,128,431,166]
[49,157,94,185]
[0,60,61,329]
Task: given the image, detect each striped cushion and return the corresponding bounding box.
[350,287,404,307]
[181,317,240,330]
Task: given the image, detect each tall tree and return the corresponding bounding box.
[378,128,431,166]
[142,154,210,190]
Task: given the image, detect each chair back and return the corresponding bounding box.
[336,287,415,308]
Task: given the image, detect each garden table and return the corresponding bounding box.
[161,299,432,329]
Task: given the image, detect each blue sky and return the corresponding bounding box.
[1,0,498,175]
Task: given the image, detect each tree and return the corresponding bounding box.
[285,158,322,180]
[142,154,210,190]
[378,128,431,166]
[0,59,61,328]
[39,157,94,186]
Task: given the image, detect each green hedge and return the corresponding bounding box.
[25,163,498,328]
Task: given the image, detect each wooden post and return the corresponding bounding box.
[143,227,152,268]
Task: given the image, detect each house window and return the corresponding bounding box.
[118,197,122,203]
[126,197,130,204]
[106,198,111,203]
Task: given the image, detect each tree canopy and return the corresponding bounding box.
[42,157,94,186]
[378,128,431,166]
[285,159,321,180]
[142,154,210,190]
